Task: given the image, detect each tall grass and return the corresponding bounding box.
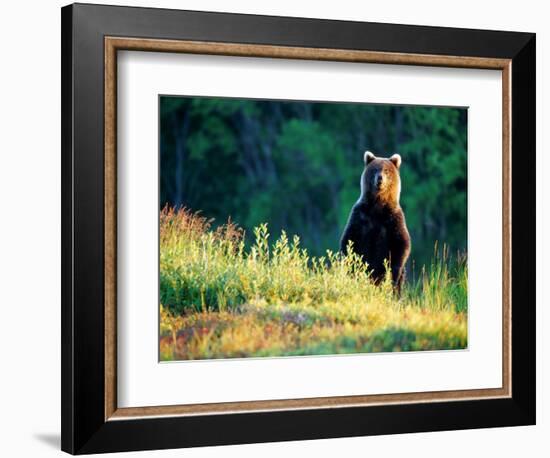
[160,207,467,360]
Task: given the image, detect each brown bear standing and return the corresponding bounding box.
[340,151,411,291]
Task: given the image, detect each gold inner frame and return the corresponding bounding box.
[104,37,512,421]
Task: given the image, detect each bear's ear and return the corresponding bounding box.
[364,151,376,165]
[390,154,402,169]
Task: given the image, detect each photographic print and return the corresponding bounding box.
[62,7,535,451]
[159,95,468,361]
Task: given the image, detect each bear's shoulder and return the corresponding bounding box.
[351,200,369,216]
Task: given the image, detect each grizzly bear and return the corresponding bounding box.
[340,151,411,290]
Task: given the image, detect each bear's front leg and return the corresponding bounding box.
[388,221,411,293]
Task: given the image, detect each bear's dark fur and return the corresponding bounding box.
[340,151,411,290]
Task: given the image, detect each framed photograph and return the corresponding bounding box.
[61,3,536,454]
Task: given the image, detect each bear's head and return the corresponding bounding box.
[360,151,402,205]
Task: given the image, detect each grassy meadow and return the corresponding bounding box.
[159,207,468,361]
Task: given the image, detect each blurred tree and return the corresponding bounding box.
[160,96,467,268]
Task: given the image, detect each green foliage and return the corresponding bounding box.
[159,208,467,360]
[160,97,467,268]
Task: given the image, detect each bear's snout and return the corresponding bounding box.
[373,171,383,189]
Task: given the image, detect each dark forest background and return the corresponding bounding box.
[160,96,467,269]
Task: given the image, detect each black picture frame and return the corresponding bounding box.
[61,3,536,454]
